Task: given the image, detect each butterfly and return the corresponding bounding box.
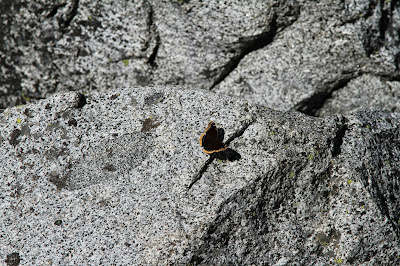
[199,121,228,154]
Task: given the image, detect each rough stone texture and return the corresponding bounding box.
[1,87,399,264]
[317,74,400,117]
[0,0,156,108]
[1,0,400,264]
[190,108,400,265]
[2,0,399,115]
[213,0,400,115]
[150,0,299,89]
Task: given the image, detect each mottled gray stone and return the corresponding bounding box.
[150,0,299,89]
[0,0,155,107]
[1,0,400,264]
[317,74,400,117]
[213,0,400,115]
[1,87,399,264]
[1,0,400,117]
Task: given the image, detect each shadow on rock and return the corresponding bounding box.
[213,148,241,161]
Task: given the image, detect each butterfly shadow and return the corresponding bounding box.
[189,122,249,189]
[188,147,241,190]
[216,125,245,161]
[212,148,241,161]
[206,126,241,161]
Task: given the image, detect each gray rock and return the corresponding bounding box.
[3,0,398,117]
[0,0,155,107]
[1,0,400,264]
[150,0,299,89]
[0,87,399,264]
[317,74,400,117]
[213,0,400,115]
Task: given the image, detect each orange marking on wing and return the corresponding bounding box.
[199,121,214,147]
[202,145,228,154]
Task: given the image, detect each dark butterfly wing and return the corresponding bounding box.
[200,122,227,154]
[217,128,224,142]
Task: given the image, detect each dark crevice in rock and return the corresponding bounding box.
[146,1,160,68]
[188,119,255,190]
[76,93,87,108]
[46,2,67,18]
[294,74,357,117]
[378,0,390,42]
[224,118,255,146]
[60,0,79,32]
[395,53,400,71]
[376,72,400,82]
[147,0,155,35]
[363,0,400,57]
[378,0,400,42]
[188,156,214,190]
[209,16,278,91]
[148,35,160,68]
[332,117,348,158]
